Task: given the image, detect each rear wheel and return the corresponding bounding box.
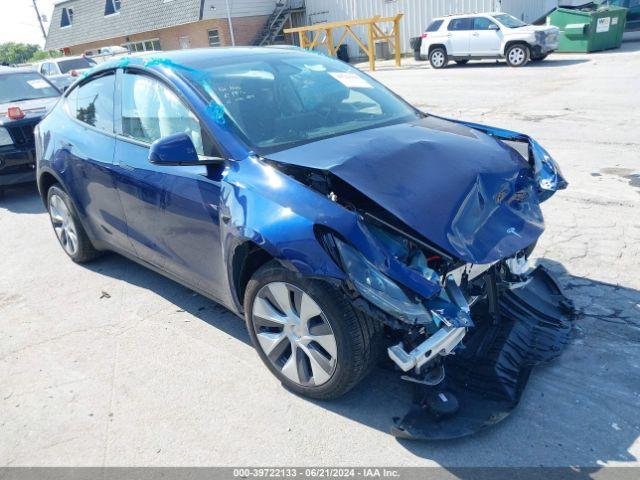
[244,261,382,400]
[47,184,100,263]
[429,47,448,69]
[505,44,530,67]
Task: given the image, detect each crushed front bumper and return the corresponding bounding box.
[390,265,575,440]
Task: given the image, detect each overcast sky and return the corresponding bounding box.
[0,0,58,47]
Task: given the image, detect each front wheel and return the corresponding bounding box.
[505,44,530,67]
[244,261,382,400]
[429,47,448,69]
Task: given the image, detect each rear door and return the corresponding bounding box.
[447,18,473,56]
[113,70,227,297]
[58,72,131,252]
[471,17,502,55]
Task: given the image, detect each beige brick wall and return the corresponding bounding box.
[65,15,270,55]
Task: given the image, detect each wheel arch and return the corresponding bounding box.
[429,43,448,55]
[228,239,278,311]
[37,169,63,206]
[503,40,531,56]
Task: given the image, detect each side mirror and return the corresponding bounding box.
[488,23,500,31]
[148,132,223,166]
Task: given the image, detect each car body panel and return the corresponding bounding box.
[267,115,544,265]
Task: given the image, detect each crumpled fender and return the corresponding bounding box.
[437,116,568,200]
[220,156,442,300]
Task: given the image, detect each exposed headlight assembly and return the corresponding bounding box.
[0,127,13,147]
[333,238,432,324]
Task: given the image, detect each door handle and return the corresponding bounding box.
[472,32,480,36]
[447,33,453,37]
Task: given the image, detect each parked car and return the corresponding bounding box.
[0,67,60,194]
[36,55,97,91]
[35,48,573,439]
[419,12,560,68]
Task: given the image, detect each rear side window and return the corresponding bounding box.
[426,20,443,32]
[120,73,205,155]
[66,74,115,132]
[448,18,473,31]
[58,57,96,74]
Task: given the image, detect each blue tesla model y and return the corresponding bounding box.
[35,47,574,439]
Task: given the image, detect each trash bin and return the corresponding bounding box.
[548,5,627,52]
[374,41,391,60]
[410,36,422,61]
[337,44,349,63]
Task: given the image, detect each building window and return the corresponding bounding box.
[208,29,220,47]
[124,39,161,52]
[104,0,122,16]
[61,7,74,27]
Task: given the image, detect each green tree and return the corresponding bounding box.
[0,42,40,65]
[29,49,62,62]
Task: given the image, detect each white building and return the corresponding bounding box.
[301,0,580,56]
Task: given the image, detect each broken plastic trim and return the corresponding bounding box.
[391,265,576,440]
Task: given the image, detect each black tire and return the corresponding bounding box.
[505,44,530,67]
[455,59,469,65]
[429,47,448,69]
[531,53,548,62]
[244,261,382,400]
[47,184,101,263]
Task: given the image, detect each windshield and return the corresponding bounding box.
[183,52,421,154]
[0,72,59,103]
[492,14,528,28]
[58,57,96,74]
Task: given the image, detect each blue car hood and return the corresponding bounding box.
[267,116,545,264]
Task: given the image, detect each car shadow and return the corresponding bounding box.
[83,253,252,347]
[0,183,45,214]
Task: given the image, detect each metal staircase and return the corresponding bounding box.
[252,1,305,46]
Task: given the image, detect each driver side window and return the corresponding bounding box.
[474,18,498,30]
[121,73,205,155]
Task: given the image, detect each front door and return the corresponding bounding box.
[447,17,473,56]
[471,17,502,56]
[113,70,227,297]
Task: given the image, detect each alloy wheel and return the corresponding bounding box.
[431,51,445,68]
[251,282,338,387]
[49,194,79,256]
[508,47,527,66]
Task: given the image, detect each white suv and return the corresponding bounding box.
[419,13,560,68]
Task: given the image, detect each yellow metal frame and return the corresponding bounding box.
[284,14,403,71]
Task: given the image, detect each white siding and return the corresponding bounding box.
[203,0,277,19]
[302,0,560,56]
[499,0,557,23]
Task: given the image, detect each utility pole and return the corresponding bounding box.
[224,0,236,46]
[32,0,47,41]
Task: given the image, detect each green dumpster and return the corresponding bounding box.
[547,5,627,52]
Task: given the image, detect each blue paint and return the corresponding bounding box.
[36,47,566,322]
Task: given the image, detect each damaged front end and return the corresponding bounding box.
[266,116,574,439]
